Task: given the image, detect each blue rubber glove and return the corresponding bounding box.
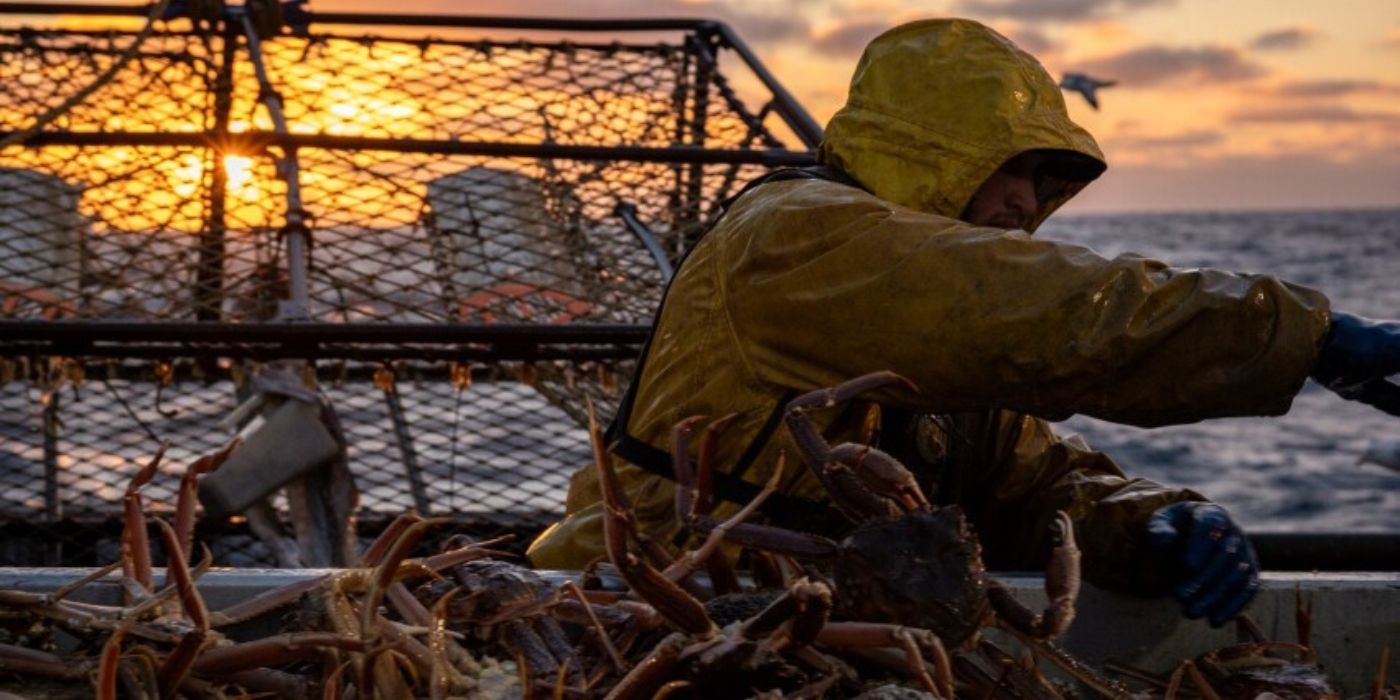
[1312,312,1400,416]
[1144,502,1260,627]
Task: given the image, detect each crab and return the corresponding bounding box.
[676,372,1080,647]
[1136,603,1343,700]
[412,553,638,692]
[592,402,944,699]
[662,371,1143,698]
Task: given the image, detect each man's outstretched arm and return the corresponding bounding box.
[953,412,1257,625]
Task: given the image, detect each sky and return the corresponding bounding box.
[10,0,1400,212]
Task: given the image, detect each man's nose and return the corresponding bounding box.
[1006,175,1037,221]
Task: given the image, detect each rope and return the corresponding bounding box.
[0,0,174,150]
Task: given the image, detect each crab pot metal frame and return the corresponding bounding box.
[0,3,818,567]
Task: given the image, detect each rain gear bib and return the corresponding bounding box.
[527,19,1330,593]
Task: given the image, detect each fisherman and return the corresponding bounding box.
[528,18,1400,627]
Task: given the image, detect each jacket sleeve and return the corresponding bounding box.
[947,410,1203,594]
[717,181,1332,428]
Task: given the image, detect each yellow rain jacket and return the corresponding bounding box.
[527,19,1331,593]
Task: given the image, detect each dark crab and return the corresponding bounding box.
[412,550,639,692]
[1131,603,1346,700]
[663,372,1140,699]
[593,406,950,699]
[678,371,1082,651]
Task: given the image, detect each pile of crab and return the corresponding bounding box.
[0,372,1394,699]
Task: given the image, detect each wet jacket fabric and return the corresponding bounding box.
[526,19,1332,593]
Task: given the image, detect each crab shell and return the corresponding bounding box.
[832,506,992,650]
[1196,644,1339,700]
[415,559,556,625]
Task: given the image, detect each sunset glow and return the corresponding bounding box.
[3,0,1397,213]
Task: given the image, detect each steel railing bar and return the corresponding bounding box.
[0,131,817,165]
[708,21,823,148]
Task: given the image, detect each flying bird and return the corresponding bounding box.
[1059,73,1117,110]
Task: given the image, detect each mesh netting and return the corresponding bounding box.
[0,15,815,566]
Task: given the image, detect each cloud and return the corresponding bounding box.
[1268,79,1400,98]
[1001,25,1058,55]
[309,0,810,43]
[1385,27,1400,50]
[1070,45,1267,87]
[811,19,891,57]
[1229,106,1400,125]
[1063,151,1400,213]
[1109,130,1224,149]
[955,0,1172,22]
[1249,26,1319,52]
[718,9,811,43]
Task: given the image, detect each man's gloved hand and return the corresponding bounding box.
[1145,502,1260,627]
[1312,311,1400,415]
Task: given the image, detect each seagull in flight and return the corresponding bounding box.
[1059,73,1117,110]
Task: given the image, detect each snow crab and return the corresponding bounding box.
[591,371,1137,698]
[678,371,1083,650]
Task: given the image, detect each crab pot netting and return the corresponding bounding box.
[0,22,804,566]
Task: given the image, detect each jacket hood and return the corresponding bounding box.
[818,18,1106,231]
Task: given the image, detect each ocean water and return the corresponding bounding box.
[1037,209,1400,533]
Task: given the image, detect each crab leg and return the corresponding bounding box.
[192,632,368,675]
[988,511,1080,640]
[122,445,167,598]
[666,413,754,594]
[420,536,515,572]
[1007,632,1134,700]
[209,575,329,627]
[670,415,711,525]
[0,643,90,681]
[560,579,627,672]
[374,616,441,685]
[388,579,483,684]
[602,632,688,700]
[784,372,925,521]
[218,668,310,698]
[359,517,449,643]
[1185,659,1226,700]
[828,442,931,512]
[361,511,424,567]
[1296,590,1317,663]
[1162,660,1190,700]
[744,578,832,650]
[51,561,124,605]
[362,645,417,700]
[97,621,133,700]
[952,653,1017,700]
[783,670,844,700]
[154,520,210,698]
[174,440,240,560]
[975,640,1065,700]
[815,622,952,698]
[592,402,715,636]
[427,589,461,700]
[1371,646,1392,700]
[663,453,785,584]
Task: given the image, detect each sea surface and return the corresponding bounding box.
[1038,208,1400,533]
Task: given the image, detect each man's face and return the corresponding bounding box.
[961,151,1046,231]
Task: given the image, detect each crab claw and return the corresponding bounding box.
[988,511,1080,641]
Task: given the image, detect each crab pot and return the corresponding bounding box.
[0,7,816,568]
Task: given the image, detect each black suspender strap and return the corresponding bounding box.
[603,165,868,534]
